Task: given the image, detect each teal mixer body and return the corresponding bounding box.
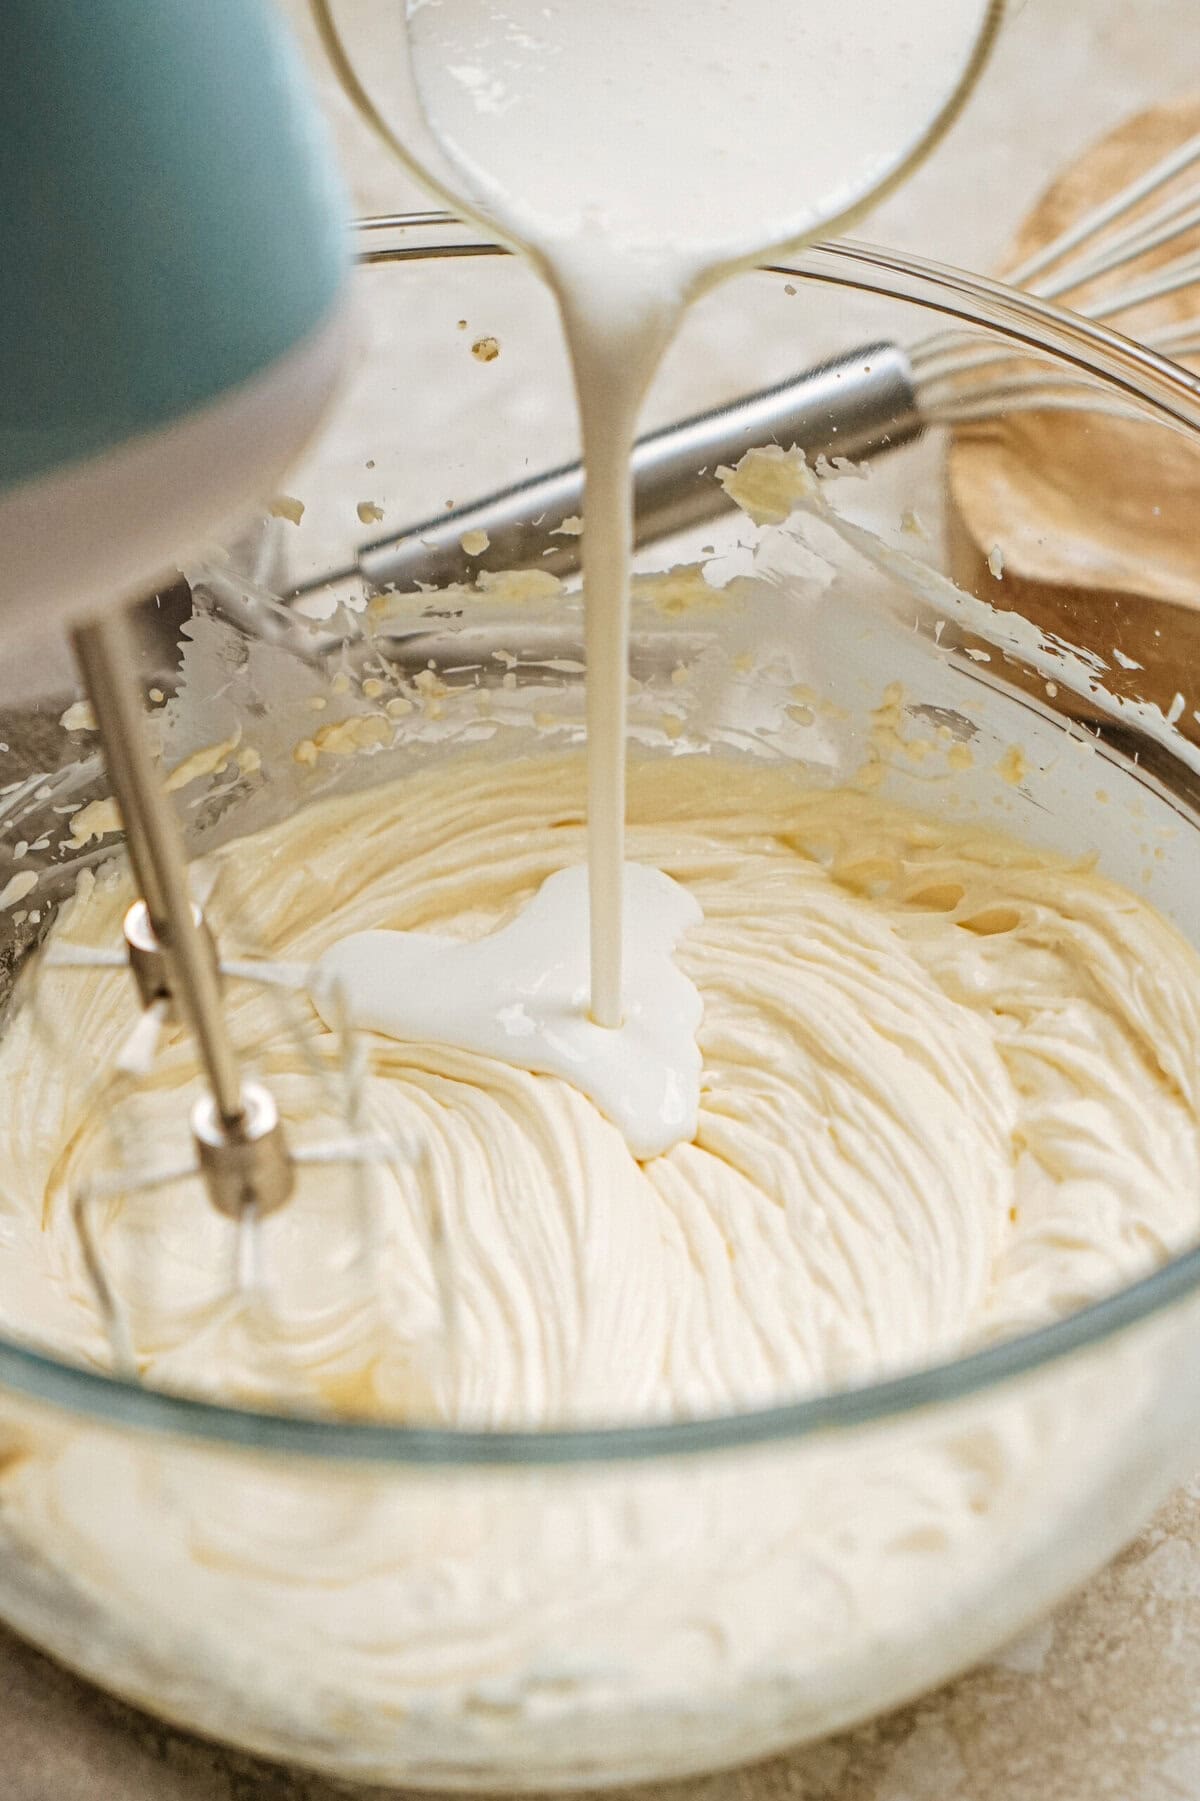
[0,0,351,629]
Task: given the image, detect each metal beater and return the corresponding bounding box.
[47,603,417,1377]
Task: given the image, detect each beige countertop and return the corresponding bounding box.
[9,2,1200,1796]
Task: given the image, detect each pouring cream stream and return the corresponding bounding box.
[312,0,1000,1146]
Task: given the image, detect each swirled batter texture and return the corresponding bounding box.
[0,746,1197,1781]
[0,748,1197,1421]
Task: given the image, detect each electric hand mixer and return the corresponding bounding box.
[0,0,376,1333]
[7,13,1200,1790]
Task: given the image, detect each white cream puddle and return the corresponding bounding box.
[312,863,702,1159]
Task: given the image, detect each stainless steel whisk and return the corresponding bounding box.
[915,126,1200,427]
[295,127,1200,603]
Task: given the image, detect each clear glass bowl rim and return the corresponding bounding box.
[9,224,1200,1468]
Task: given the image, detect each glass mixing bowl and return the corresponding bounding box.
[0,230,1199,1792]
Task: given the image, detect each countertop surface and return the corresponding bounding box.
[10,2,1200,1797]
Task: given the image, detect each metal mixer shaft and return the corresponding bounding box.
[71,607,295,1224]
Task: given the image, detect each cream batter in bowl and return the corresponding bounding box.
[1,245,1200,1790]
